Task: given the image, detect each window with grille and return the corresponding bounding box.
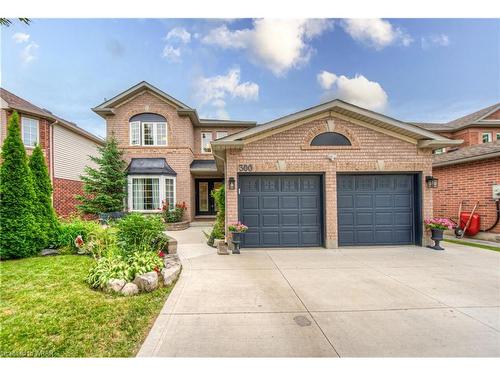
[22,117,39,147]
[129,114,167,146]
[201,132,213,153]
[129,175,176,212]
[165,178,175,208]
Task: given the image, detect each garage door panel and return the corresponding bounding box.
[338,174,415,246]
[261,196,279,209]
[240,175,322,248]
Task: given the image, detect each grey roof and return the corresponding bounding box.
[126,158,177,175]
[190,159,217,170]
[412,103,500,132]
[213,98,458,145]
[433,140,500,167]
[1,87,104,144]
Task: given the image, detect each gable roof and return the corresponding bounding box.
[412,102,500,132]
[433,140,500,167]
[213,98,461,148]
[1,88,104,145]
[92,81,257,128]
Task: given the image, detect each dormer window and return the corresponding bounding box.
[310,132,351,146]
[129,113,167,146]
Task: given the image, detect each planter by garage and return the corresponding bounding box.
[165,220,190,231]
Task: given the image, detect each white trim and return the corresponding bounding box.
[127,174,176,212]
[21,116,39,147]
[482,132,492,143]
[201,131,213,153]
[216,131,228,140]
[129,121,141,145]
[130,121,167,146]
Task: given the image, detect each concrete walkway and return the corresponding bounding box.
[138,227,500,357]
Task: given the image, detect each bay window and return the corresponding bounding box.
[128,175,176,212]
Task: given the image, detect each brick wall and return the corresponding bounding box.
[224,116,433,248]
[433,157,500,234]
[485,109,500,120]
[193,126,249,160]
[53,177,85,217]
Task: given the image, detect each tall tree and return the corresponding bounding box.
[0,112,39,259]
[77,135,127,214]
[29,145,60,247]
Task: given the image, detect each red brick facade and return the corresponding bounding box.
[433,158,500,234]
[224,116,434,248]
[52,177,86,217]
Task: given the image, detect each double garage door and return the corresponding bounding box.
[239,173,417,248]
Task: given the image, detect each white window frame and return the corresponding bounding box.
[201,131,213,153]
[129,121,141,145]
[21,116,39,148]
[216,131,228,140]
[482,132,492,143]
[496,133,500,141]
[127,174,176,212]
[129,121,167,146]
[433,148,446,155]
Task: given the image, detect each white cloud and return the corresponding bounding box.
[202,19,333,76]
[162,45,181,62]
[20,42,39,64]
[165,27,191,44]
[317,70,337,90]
[341,19,412,50]
[317,70,388,111]
[421,34,450,49]
[195,67,259,119]
[12,32,30,43]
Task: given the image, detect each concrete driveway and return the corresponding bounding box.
[138,227,500,357]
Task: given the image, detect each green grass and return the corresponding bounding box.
[0,255,172,357]
[444,238,500,252]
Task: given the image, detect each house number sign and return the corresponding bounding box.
[238,164,253,172]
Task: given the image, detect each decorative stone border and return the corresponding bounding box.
[104,254,182,297]
[165,220,190,231]
[167,237,177,254]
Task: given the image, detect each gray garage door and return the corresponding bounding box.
[239,175,322,247]
[337,174,415,246]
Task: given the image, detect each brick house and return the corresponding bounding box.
[414,104,500,241]
[95,81,460,248]
[0,88,104,217]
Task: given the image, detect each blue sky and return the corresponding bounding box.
[1,18,499,137]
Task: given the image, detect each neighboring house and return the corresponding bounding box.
[0,88,104,217]
[94,81,459,248]
[413,103,500,153]
[414,104,500,241]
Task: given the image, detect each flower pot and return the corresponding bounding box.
[428,228,445,250]
[230,231,242,254]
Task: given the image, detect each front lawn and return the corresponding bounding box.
[444,238,500,252]
[0,255,172,357]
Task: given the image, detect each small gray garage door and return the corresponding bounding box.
[337,174,415,246]
[239,175,322,247]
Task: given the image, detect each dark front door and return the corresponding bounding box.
[196,179,223,216]
[337,174,417,246]
[239,174,323,248]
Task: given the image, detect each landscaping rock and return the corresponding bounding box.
[133,271,159,292]
[40,248,59,256]
[164,254,180,268]
[161,264,181,287]
[121,282,139,296]
[106,279,126,293]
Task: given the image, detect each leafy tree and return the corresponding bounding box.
[29,145,60,247]
[0,112,39,259]
[0,18,31,27]
[77,135,127,214]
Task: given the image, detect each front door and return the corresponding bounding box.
[195,179,223,216]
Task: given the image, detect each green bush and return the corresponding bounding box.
[57,217,101,253]
[86,256,133,289]
[83,226,121,259]
[115,213,165,253]
[208,184,225,246]
[128,251,164,277]
[29,145,60,248]
[0,111,39,259]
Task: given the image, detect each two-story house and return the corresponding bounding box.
[0,88,104,217]
[414,103,500,240]
[94,81,461,248]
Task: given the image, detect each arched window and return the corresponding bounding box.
[310,132,351,146]
[129,113,167,146]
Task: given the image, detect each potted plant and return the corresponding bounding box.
[424,217,455,250]
[228,222,248,254]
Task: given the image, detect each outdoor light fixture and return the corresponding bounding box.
[228,177,236,190]
[426,176,438,189]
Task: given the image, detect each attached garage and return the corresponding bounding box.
[239,174,323,247]
[337,174,421,246]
